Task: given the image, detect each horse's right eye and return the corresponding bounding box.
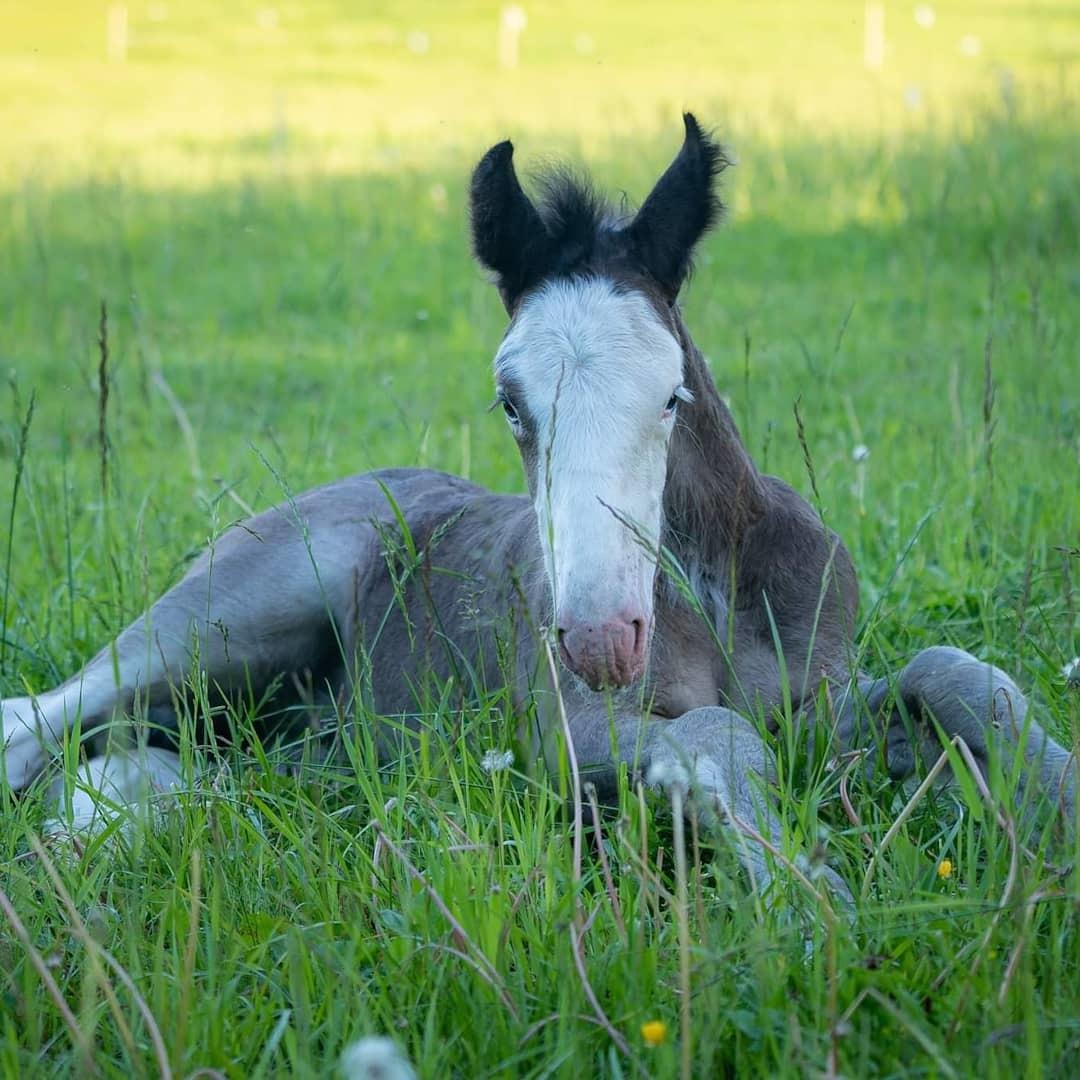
[502,398,520,425]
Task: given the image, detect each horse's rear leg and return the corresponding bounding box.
[44,747,184,835]
[2,518,363,790]
[0,598,209,790]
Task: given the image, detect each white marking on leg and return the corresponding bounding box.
[44,747,184,835]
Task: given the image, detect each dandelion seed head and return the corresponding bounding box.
[1062,657,1080,687]
[852,443,870,463]
[481,749,514,773]
[340,1036,417,1080]
[645,758,691,791]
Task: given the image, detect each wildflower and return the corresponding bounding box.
[481,748,514,774]
[1062,657,1080,687]
[937,858,953,879]
[852,444,870,463]
[641,1020,668,1047]
[340,1036,416,1080]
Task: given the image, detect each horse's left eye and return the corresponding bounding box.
[664,393,679,413]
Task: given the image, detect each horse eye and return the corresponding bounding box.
[665,393,679,413]
[502,398,520,425]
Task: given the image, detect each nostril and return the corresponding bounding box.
[631,618,646,656]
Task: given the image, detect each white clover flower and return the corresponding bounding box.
[481,748,514,773]
[852,444,870,463]
[1062,657,1080,687]
[340,1036,417,1080]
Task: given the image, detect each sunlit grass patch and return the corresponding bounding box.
[1,2,1078,1076]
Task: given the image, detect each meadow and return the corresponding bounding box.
[1,2,1078,1076]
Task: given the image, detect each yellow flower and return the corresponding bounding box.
[641,1020,668,1047]
[937,858,953,879]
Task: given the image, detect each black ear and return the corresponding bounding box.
[626,113,728,299]
[469,140,555,311]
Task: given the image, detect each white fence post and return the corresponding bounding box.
[106,4,129,63]
[498,6,528,70]
[864,1,885,71]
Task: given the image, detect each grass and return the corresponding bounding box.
[1,2,1079,1076]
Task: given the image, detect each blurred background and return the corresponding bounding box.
[1,13,1078,1073]
[2,1,1078,177]
[0,2,1077,670]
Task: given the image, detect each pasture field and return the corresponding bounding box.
[1,2,1079,1076]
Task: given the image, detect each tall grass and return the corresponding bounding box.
[2,2,1079,1076]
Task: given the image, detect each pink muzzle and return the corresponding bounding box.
[556,612,649,690]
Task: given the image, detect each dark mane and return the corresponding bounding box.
[533,168,613,229]
[470,113,729,308]
[529,167,622,281]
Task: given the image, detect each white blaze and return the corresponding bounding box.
[495,277,684,630]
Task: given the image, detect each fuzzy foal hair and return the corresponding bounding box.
[469,113,729,309]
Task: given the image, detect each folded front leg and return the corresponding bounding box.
[644,707,853,905]
[556,691,852,905]
[899,647,1076,820]
[837,647,1077,825]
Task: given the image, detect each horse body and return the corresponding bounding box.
[2,115,1074,890]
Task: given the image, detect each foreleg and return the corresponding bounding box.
[556,699,852,904]
[837,646,1076,822]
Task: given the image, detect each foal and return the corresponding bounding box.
[1,116,1075,897]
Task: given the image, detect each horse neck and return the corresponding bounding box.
[662,312,765,572]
